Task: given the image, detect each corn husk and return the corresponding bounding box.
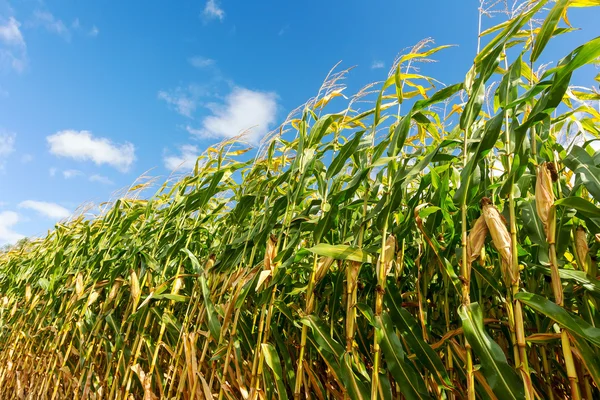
[107,280,122,305]
[347,261,361,294]
[314,257,335,283]
[467,216,488,264]
[130,364,158,400]
[204,254,216,272]
[264,235,278,272]
[75,272,84,298]
[377,234,397,279]
[481,199,514,282]
[86,290,100,308]
[25,284,31,303]
[130,270,141,306]
[535,162,555,240]
[575,226,590,273]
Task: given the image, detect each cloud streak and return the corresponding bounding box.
[203,0,225,21]
[0,211,23,245]
[0,16,27,72]
[164,144,201,171]
[187,87,278,143]
[47,130,135,172]
[19,200,70,219]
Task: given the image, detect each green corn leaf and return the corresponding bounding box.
[307,243,372,263]
[531,0,570,63]
[555,197,600,219]
[458,303,525,400]
[377,313,432,400]
[261,343,289,400]
[341,352,371,400]
[327,131,364,180]
[515,292,600,347]
[571,335,600,389]
[385,282,453,389]
[201,275,221,341]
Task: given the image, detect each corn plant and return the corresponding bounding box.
[1,1,600,399]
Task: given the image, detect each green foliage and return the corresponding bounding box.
[0,2,600,399]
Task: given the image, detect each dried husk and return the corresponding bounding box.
[314,256,335,283]
[75,272,84,298]
[130,269,141,306]
[467,216,488,265]
[204,254,216,273]
[130,364,158,400]
[481,198,514,282]
[25,284,31,303]
[264,234,278,272]
[347,261,361,294]
[575,226,590,273]
[377,234,397,279]
[536,162,555,241]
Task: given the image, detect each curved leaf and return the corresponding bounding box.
[515,292,600,347]
[458,303,525,400]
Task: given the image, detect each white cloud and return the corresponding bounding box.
[20,153,33,163]
[49,167,57,177]
[89,174,113,185]
[62,169,83,179]
[0,16,26,72]
[190,87,278,143]
[164,144,201,171]
[89,25,99,37]
[47,130,135,171]
[31,10,70,40]
[0,132,15,156]
[0,16,24,47]
[19,200,70,219]
[189,56,215,68]
[0,132,15,171]
[203,0,225,21]
[0,211,24,245]
[371,60,385,69]
[158,90,197,118]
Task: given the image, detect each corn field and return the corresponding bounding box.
[2,1,600,399]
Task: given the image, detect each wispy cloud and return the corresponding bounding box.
[20,154,33,163]
[0,132,15,157]
[0,132,15,171]
[89,25,99,37]
[89,174,113,185]
[47,130,135,172]
[203,0,225,21]
[158,89,197,118]
[371,60,385,69]
[164,144,201,171]
[189,56,215,68]
[0,210,23,245]
[187,87,278,143]
[158,84,210,118]
[19,200,70,219]
[30,11,98,41]
[0,16,24,46]
[62,169,83,179]
[278,24,289,36]
[30,10,70,41]
[0,16,27,72]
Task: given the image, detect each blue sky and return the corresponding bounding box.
[0,0,598,245]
